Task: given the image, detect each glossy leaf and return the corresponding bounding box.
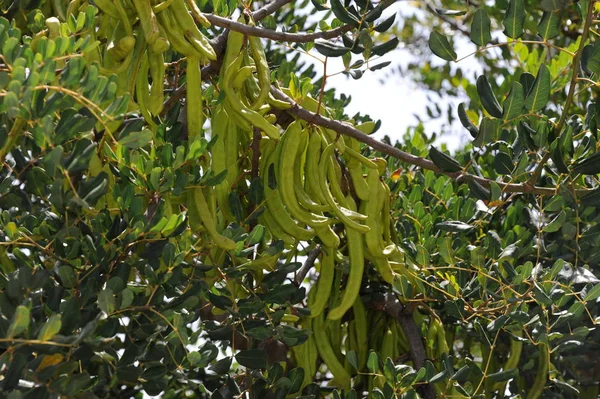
[476,75,503,118]
[429,146,462,172]
[502,82,525,121]
[428,31,457,62]
[538,11,561,40]
[503,0,525,38]
[470,9,492,46]
[524,65,551,112]
[458,103,479,138]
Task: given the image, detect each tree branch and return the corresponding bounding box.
[384,294,436,399]
[204,13,352,43]
[269,87,567,196]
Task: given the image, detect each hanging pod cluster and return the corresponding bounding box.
[91,0,215,129]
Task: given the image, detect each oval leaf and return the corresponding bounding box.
[502,82,525,121]
[428,31,457,62]
[429,146,462,172]
[524,65,551,112]
[477,75,503,118]
[470,9,492,46]
[503,0,525,38]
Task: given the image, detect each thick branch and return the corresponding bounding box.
[384,294,436,399]
[205,14,352,42]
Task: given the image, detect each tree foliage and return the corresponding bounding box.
[0,0,600,398]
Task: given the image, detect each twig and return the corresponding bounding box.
[295,244,321,285]
[205,13,352,43]
[384,293,436,399]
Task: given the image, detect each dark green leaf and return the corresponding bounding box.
[494,152,514,174]
[470,9,492,46]
[502,82,525,121]
[428,31,457,62]
[330,0,360,25]
[429,146,462,172]
[537,11,561,40]
[118,129,153,149]
[571,151,600,175]
[524,65,551,112]
[476,75,503,118]
[487,368,519,382]
[98,288,115,314]
[541,0,568,12]
[371,37,399,57]
[458,103,479,138]
[374,14,397,32]
[314,40,350,57]
[468,179,491,201]
[503,0,525,38]
[236,349,267,369]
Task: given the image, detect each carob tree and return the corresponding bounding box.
[0,0,599,398]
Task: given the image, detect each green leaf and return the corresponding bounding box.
[7,305,30,338]
[586,42,600,74]
[371,37,399,56]
[374,14,397,33]
[502,82,525,121]
[571,151,600,175]
[468,179,491,201]
[503,0,525,38]
[236,349,267,369]
[474,117,502,147]
[458,103,479,138]
[494,152,514,174]
[287,367,304,393]
[38,314,62,341]
[429,146,462,172]
[346,350,359,370]
[476,75,503,118]
[543,210,566,232]
[246,225,265,246]
[314,39,350,57]
[57,265,78,288]
[551,141,570,174]
[538,11,561,40]
[367,351,380,373]
[585,284,600,302]
[119,128,153,149]
[428,31,457,62]
[541,0,569,11]
[524,65,551,112]
[98,288,115,315]
[470,9,492,46]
